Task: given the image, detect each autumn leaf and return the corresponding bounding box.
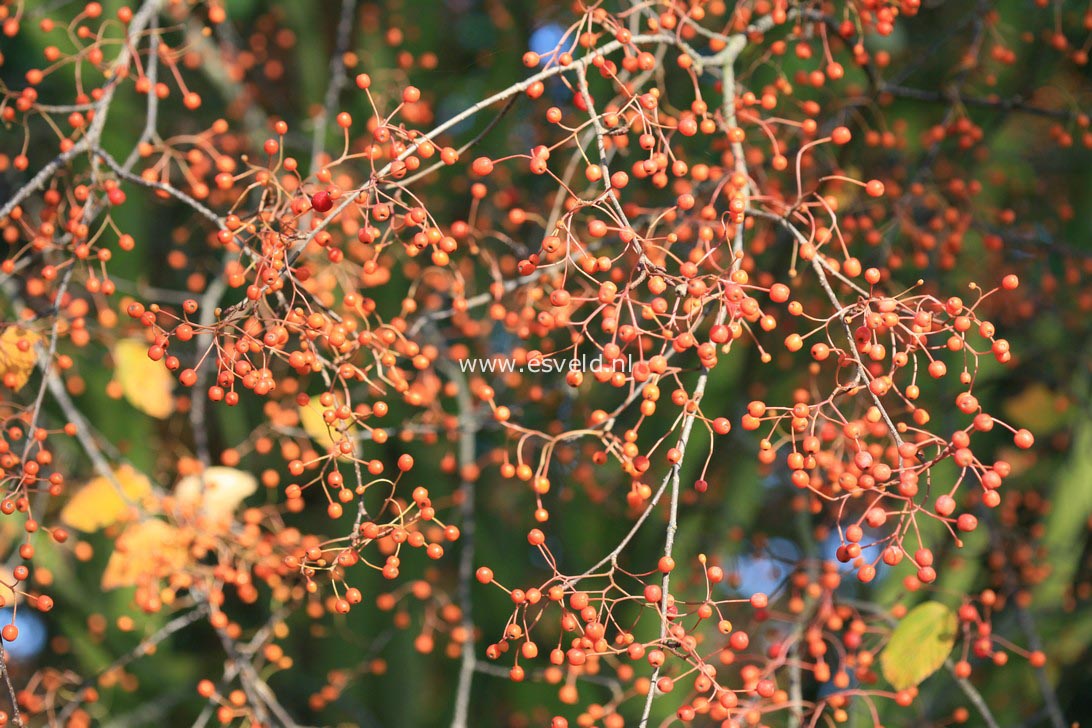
[299,400,358,459]
[173,466,257,529]
[0,567,23,607]
[0,326,42,391]
[881,601,958,690]
[113,338,175,419]
[101,519,191,590]
[1002,382,1069,434]
[60,464,154,532]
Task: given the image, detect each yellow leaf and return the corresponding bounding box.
[0,327,42,391]
[101,519,191,590]
[113,338,174,419]
[60,465,154,532]
[299,400,357,459]
[174,466,257,529]
[0,519,19,560]
[1002,382,1068,434]
[0,567,22,606]
[880,601,958,690]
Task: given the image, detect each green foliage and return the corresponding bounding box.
[880,601,958,691]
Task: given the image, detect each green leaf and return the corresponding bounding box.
[880,601,958,690]
[1034,422,1092,605]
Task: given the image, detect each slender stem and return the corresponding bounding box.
[947,660,1002,728]
[189,277,228,466]
[309,0,358,173]
[0,647,22,727]
[57,605,210,723]
[636,308,725,727]
[1011,603,1066,728]
[437,354,480,728]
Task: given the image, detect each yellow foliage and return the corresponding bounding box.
[60,465,154,532]
[0,327,42,391]
[101,519,191,590]
[173,466,257,530]
[0,567,22,606]
[113,338,175,419]
[299,400,358,459]
[1002,382,1068,433]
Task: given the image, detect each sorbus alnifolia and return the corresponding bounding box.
[310,190,333,212]
[0,3,1074,725]
[471,157,494,176]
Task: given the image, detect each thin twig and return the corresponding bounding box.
[947,660,1002,728]
[0,648,23,727]
[56,604,210,723]
[879,83,1075,122]
[437,352,480,728]
[309,0,358,173]
[636,308,726,727]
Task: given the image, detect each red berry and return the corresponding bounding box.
[1013,429,1034,449]
[472,157,494,176]
[957,513,978,531]
[310,190,333,213]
